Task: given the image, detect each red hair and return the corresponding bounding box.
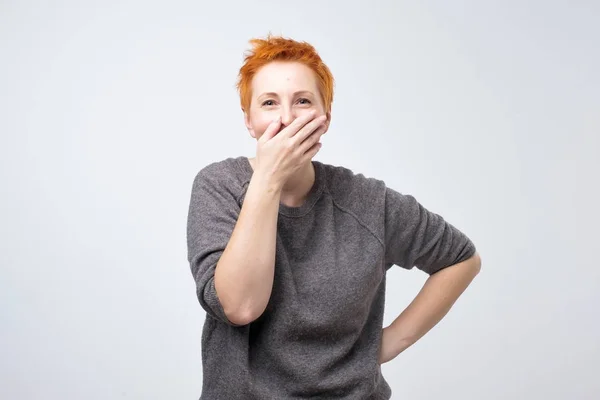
[236,34,335,113]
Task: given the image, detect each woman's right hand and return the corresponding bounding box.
[254,110,328,188]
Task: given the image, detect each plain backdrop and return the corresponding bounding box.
[1,1,598,399]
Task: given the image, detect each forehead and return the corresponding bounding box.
[251,61,319,95]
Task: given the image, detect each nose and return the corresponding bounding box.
[280,107,295,127]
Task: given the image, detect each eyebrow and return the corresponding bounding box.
[257,90,315,99]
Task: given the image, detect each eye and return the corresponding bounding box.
[297,98,311,105]
[261,99,275,106]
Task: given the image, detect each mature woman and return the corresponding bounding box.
[186,34,481,399]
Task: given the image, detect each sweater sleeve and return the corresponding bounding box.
[383,186,476,275]
[186,166,244,326]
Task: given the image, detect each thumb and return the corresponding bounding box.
[260,116,282,142]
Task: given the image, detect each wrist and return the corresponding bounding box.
[250,170,283,197]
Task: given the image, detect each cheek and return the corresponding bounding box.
[298,104,326,119]
[250,115,275,136]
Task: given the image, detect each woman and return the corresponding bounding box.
[186,35,481,399]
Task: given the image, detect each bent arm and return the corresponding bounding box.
[214,172,282,325]
[187,165,283,327]
[384,252,481,359]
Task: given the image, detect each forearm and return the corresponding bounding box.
[387,252,482,354]
[214,172,282,325]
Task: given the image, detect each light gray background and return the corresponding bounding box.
[1,1,598,399]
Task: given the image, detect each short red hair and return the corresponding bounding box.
[236,34,335,113]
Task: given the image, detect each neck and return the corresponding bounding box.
[281,161,314,203]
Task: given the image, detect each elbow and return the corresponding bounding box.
[214,267,270,326]
[224,312,252,326]
[223,305,263,326]
[215,281,265,326]
[469,251,482,276]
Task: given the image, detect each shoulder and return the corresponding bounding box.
[191,156,250,200]
[320,161,388,236]
[195,156,245,180]
[194,156,250,184]
[320,161,387,206]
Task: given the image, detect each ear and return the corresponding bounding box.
[243,109,257,139]
[323,111,332,132]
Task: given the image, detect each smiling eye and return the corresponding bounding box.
[298,98,311,105]
[261,100,275,106]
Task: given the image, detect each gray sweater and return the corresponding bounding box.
[186,156,476,399]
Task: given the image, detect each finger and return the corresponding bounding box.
[278,110,318,139]
[293,114,328,145]
[300,141,322,164]
[297,123,326,154]
[259,116,282,142]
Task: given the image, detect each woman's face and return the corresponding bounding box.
[244,61,330,139]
